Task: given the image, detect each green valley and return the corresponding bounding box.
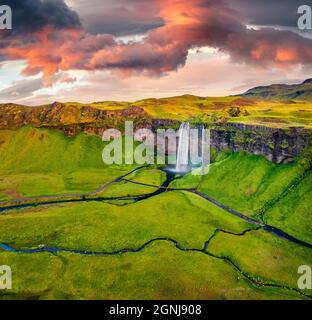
[0,123,311,300]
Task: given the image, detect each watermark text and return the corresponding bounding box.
[298,5,312,30]
[0,265,12,290]
[102,122,211,175]
[298,265,311,290]
[0,5,12,30]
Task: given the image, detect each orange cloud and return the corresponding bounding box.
[1,0,312,83]
[276,48,298,62]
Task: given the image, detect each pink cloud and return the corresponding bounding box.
[1,0,312,84]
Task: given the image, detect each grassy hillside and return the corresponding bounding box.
[171,151,312,243]
[0,127,137,199]
[243,79,312,101]
[172,152,304,213]
[0,127,105,173]
[264,171,312,243]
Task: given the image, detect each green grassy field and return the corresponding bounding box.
[208,228,312,296]
[2,241,307,300]
[0,192,310,300]
[172,152,305,214]
[264,171,312,244]
[100,168,166,197]
[171,151,312,244]
[0,191,251,251]
[0,127,311,300]
[0,127,140,200]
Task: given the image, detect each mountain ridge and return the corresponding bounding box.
[242,79,312,100]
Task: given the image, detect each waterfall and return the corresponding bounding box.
[176,122,190,172]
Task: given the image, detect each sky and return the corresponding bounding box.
[0,0,312,105]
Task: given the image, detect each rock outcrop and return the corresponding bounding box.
[209,123,312,163]
[0,102,152,136]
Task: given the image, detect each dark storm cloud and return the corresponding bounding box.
[2,0,312,84]
[4,0,81,35]
[83,12,164,37]
[74,0,305,36]
[69,0,164,36]
[229,0,304,28]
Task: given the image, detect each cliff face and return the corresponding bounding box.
[209,123,312,163]
[0,102,311,163]
[0,102,153,136]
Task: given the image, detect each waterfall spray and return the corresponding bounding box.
[176,122,190,172]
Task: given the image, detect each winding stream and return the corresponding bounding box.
[0,167,311,254]
[1,232,311,300]
[0,167,311,300]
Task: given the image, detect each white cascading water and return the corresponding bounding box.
[176,122,190,172]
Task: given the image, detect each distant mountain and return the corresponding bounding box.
[242,79,312,100]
